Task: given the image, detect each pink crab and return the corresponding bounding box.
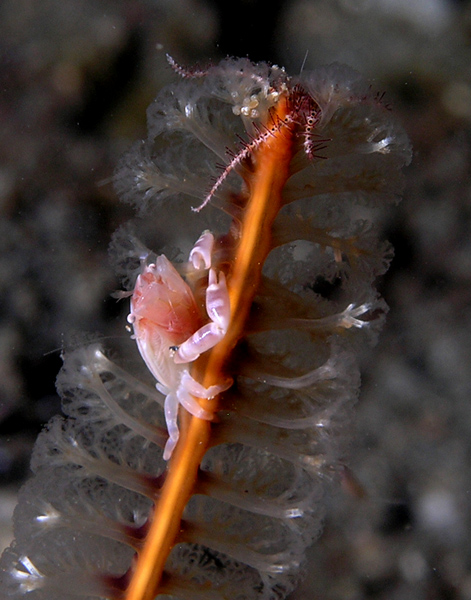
[127,231,231,460]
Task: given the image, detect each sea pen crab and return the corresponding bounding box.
[127,231,231,460]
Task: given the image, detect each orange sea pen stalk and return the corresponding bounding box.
[125,96,294,600]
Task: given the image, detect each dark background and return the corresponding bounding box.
[1,1,471,598]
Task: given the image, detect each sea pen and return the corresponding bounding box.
[0,57,411,600]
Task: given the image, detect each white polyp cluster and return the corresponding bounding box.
[232,94,262,117]
[231,87,284,118]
